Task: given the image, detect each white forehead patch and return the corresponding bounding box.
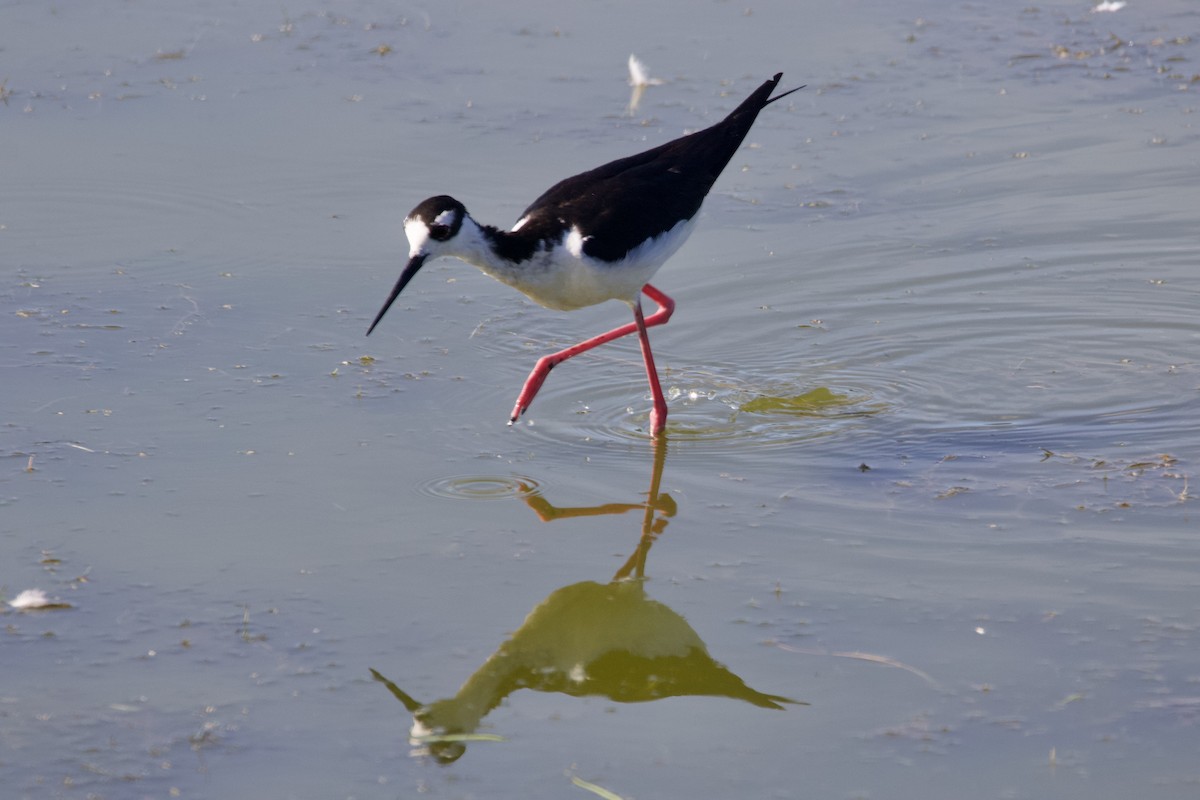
[404,218,431,257]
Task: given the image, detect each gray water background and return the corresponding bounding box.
[2,1,1198,798]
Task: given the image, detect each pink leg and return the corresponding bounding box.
[509,283,675,432]
[633,297,668,436]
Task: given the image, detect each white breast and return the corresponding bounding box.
[484,216,698,311]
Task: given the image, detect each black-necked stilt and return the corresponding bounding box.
[367,72,801,436]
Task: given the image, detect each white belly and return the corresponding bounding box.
[482,215,698,311]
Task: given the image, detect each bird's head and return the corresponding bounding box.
[366,195,469,336]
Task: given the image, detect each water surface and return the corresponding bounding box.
[3,1,1198,798]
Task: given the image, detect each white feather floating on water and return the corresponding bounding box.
[9,589,51,609]
[7,588,71,610]
[626,55,665,115]
[627,55,665,88]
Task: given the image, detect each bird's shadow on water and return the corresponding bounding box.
[369,438,803,765]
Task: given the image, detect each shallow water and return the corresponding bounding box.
[3,1,1199,798]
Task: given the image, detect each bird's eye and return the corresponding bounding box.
[429,224,452,241]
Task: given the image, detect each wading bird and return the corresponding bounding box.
[367,73,801,436]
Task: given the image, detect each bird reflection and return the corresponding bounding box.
[371,439,801,763]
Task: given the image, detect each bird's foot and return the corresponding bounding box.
[648,405,667,438]
[509,357,555,426]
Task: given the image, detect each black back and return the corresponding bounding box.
[499,73,799,263]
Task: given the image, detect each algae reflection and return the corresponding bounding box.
[371,439,802,763]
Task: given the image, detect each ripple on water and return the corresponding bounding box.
[419,474,541,501]
[369,216,1198,457]
[508,358,889,452]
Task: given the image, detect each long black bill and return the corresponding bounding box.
[366,253,428,336]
